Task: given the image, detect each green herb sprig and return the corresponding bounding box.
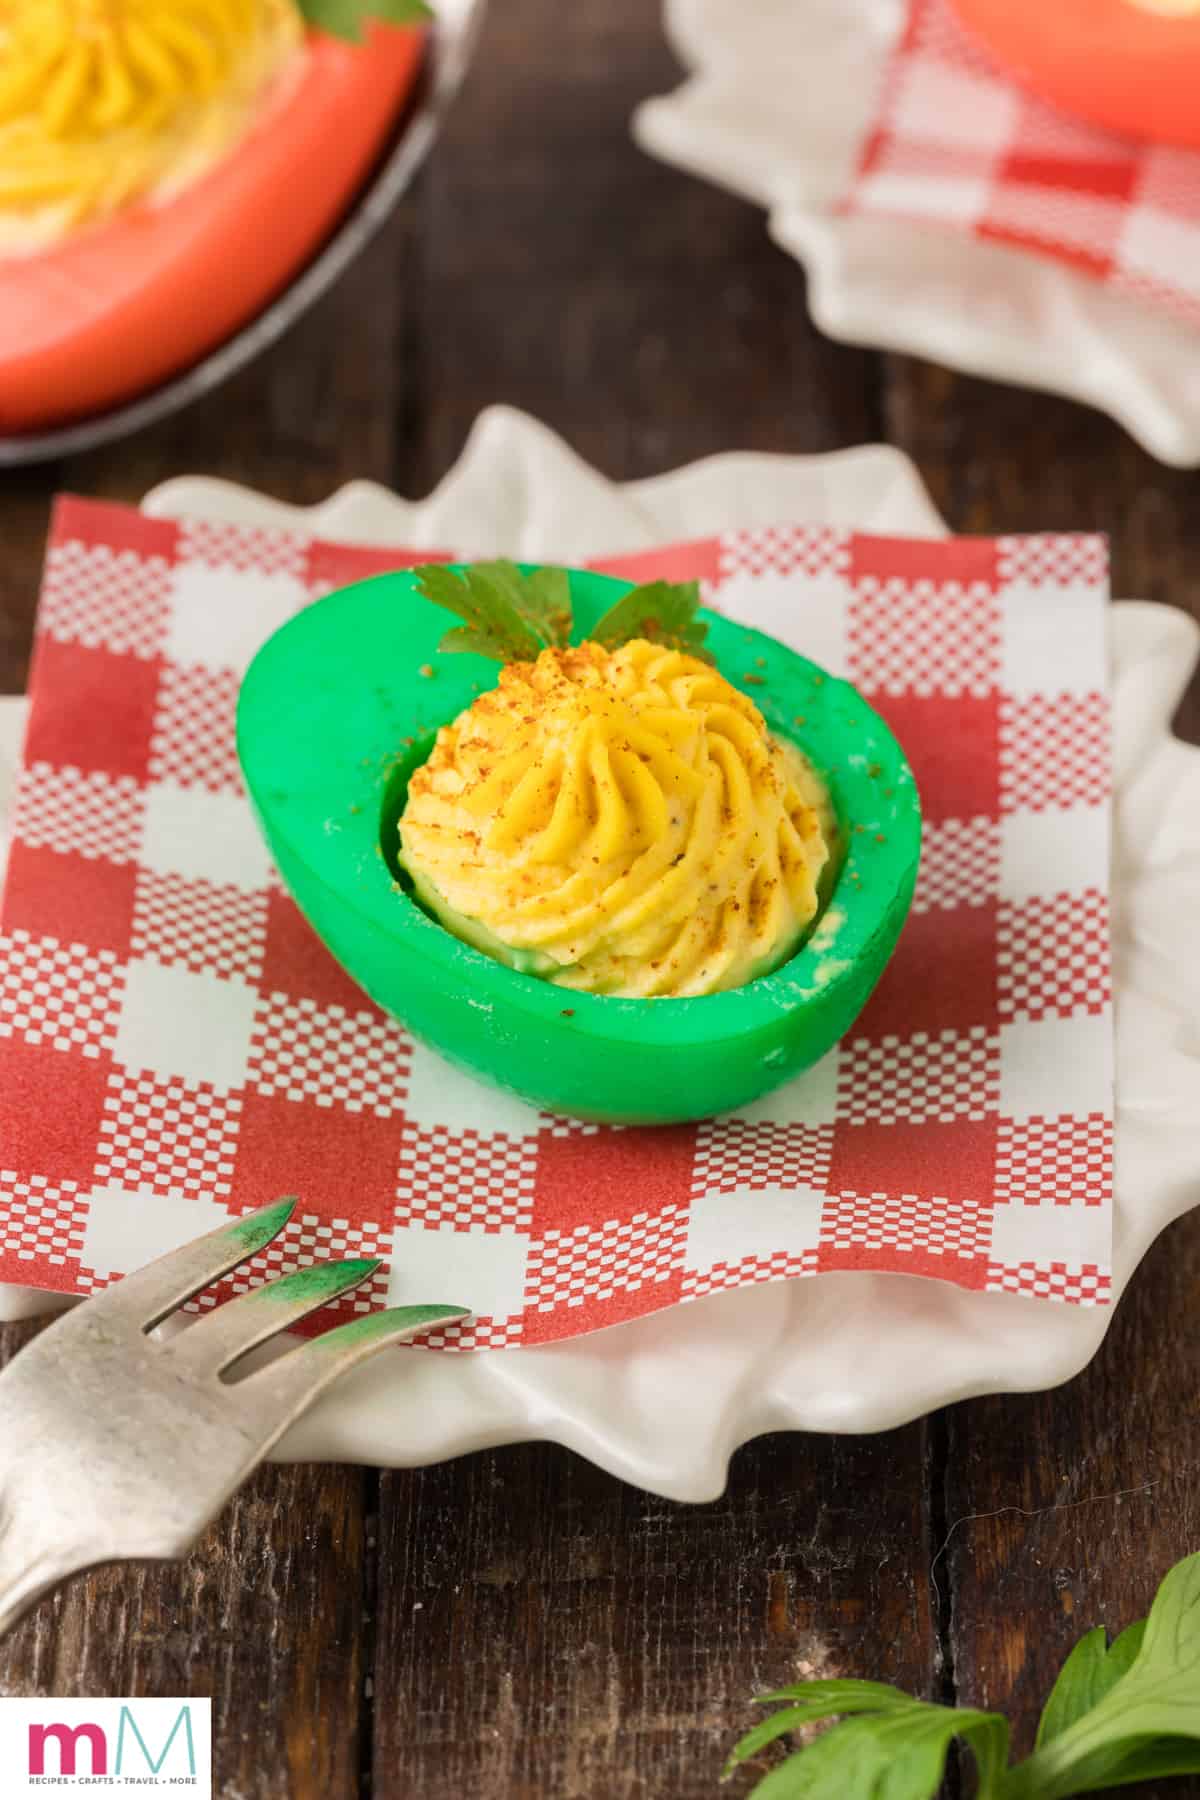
[587,578,711,660]
[297,0,431,42]
[412,560,714,664]
[727,1550,1200,1799]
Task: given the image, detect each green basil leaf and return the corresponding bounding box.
[751,1680,922,1712]
[1125,1548,1200,1707]
[734,1553,1200,1800]
[1004,1553,1200,1800]
[1083,1733,1200,1788]
[873,1709,1009,1800]
[726,1684,924,1776]
[1017,1732,1200,1795]
[726,1706,824,1770]
[1035,1620,1146,1748]
[959,1713,1013,1798]
[739,1702,1007,1800]
[742,1712,907,1799]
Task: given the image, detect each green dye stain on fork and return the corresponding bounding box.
[315,1304,471,1347]
[252,1259,382,1304]
[227,1197,298,1252]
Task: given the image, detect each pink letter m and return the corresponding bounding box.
[29,1722,108,1775]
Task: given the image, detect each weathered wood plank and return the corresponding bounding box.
[372,1428,937,1799]
[391,0,882,501]
[0,469,60,695]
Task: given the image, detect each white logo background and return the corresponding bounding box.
[0,1697,212,1795]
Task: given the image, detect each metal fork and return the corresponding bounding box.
[0,1197,468,1638]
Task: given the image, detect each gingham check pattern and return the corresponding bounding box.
[0,498,1114,1347]
[844,0,1200,330]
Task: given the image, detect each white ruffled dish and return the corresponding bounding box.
[634,0,1200,469]
[2,407,1198,1500]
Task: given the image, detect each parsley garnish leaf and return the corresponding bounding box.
[296,0,431,39]
[414,563,713,665]
[731,1551,1200,1800]
[589,578,714,662]
[413,562,555,663]
[516,565,574,648]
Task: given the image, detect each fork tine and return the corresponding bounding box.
[237,1303,471,1439]
[175,1257,383,1374]
[80,1197,299,1332]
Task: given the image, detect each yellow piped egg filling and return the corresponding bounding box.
[397,639,838,999]
[0,0,303,254]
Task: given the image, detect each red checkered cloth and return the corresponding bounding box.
[844,0,1200,329]
[0,499,1114,1347]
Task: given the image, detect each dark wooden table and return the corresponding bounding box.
[3,2,1200,1795]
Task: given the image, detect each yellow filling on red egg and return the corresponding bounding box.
[0,0,303,252]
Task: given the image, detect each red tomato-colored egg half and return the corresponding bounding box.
[0,24,424,434]
[948,0,1200,148]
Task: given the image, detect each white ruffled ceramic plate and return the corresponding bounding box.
[634,0,1200,469]
[2,407,1198,1500]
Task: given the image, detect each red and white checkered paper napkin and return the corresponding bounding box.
[0,498,1114,1348]
[845,0,1200,330]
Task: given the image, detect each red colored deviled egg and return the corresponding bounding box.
[949,0,1200,149]
[0,1,426,432]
